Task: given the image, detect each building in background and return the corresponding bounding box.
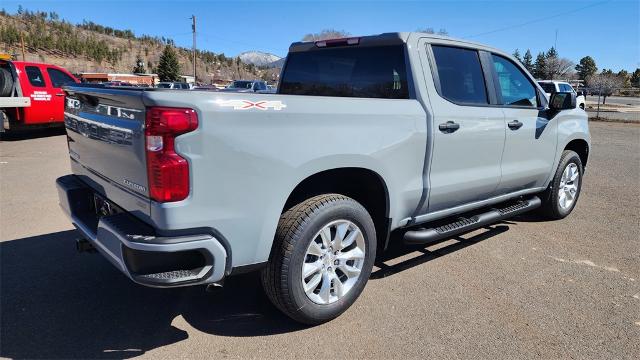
[79,73,158,86]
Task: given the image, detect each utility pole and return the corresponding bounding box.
[20,33,26,61]
[191,15,196,82]
[554,29,558,50]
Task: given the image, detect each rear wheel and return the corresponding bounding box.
[261,194,376,324]
[0,68,14,97]
[540,150,583,219]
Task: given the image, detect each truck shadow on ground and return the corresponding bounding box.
[0,127,66,142]
[1,221,519,358]
[372,224,511,279]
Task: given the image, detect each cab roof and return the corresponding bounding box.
[288,32,503,55]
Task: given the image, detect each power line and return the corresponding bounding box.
[464,0,610,39]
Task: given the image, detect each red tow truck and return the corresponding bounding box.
[1,54,79,133]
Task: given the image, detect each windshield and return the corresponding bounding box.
[538,82,556,93]
[279,45,409,99]
[157,83,172,88]
[229,81,253,89]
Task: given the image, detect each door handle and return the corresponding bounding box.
[55,93,65,97]
[438,121,460,133]
[508,120,523,130]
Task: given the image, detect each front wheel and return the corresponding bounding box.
[261,194,376,324]
[540,150,583,219]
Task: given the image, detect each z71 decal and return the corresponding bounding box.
[216,99,287,111]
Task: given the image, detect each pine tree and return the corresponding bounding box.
[546,47,558,59]
[513,49,521,62]
[631,69,640,88]
[133,55,146,73]
[157,45,180,82]
[522,49,533,73]
[575,56,597,81]
[533,52,547,79]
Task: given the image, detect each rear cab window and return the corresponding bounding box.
[25,66,47,87]
[279,45,409,99]
[538,82,557,93]
[431,45,488,105]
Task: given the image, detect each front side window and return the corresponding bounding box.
[431,45,488,105]
[47,68,75,88]
[280,45,409,99]
[492,54,538,107]
[560,83,574,93]
[25,66,46,87]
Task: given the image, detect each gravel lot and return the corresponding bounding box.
[1,122,639,359]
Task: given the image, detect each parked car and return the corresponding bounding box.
[220,80,268,93]
[1,56,79,133]
[537,80,586,109]
[57,33,590,325]
[191,85,219,91]
[156,82,192,89]
[102,81,134,87]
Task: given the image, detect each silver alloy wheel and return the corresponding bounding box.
[301,219,366,305]
[559,163,579,210]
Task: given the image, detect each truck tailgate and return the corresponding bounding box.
[64,86,150,215]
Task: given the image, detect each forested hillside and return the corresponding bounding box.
[0,8,278,81]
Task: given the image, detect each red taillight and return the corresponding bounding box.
[145,107,198,202]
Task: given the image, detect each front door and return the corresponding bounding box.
[425,45,506,212]
[45,66,78,122]
[489,54,557,194]
[21,64,55,124]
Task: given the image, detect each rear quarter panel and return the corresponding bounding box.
[142,91,427,267]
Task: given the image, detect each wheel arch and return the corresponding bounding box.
[282,167,391,252]
[564,138,589,169]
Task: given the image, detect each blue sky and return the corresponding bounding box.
[4,0,639,71]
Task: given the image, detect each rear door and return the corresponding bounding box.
[46,66,78,122]
[490,54,557,193]
[424,44,506,212]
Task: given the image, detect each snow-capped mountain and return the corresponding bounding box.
[238,51,282,67]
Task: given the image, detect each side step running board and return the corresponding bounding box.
[403,196,541,245]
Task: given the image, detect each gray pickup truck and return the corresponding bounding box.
[57,33,590,324]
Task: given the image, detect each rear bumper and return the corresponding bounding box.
[56,174,227,287]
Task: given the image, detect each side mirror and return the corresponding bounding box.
[549,91,576,110]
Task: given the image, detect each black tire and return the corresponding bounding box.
[0,68,14,97]
[539,150,583,219]
[261,194,376,325]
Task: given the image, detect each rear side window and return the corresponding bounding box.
[279,45,409,99]
[47,68,76,88]
[431,45,488,105]
[538,82,556,93]
[491,54,538,107]
[25,66,46,87]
